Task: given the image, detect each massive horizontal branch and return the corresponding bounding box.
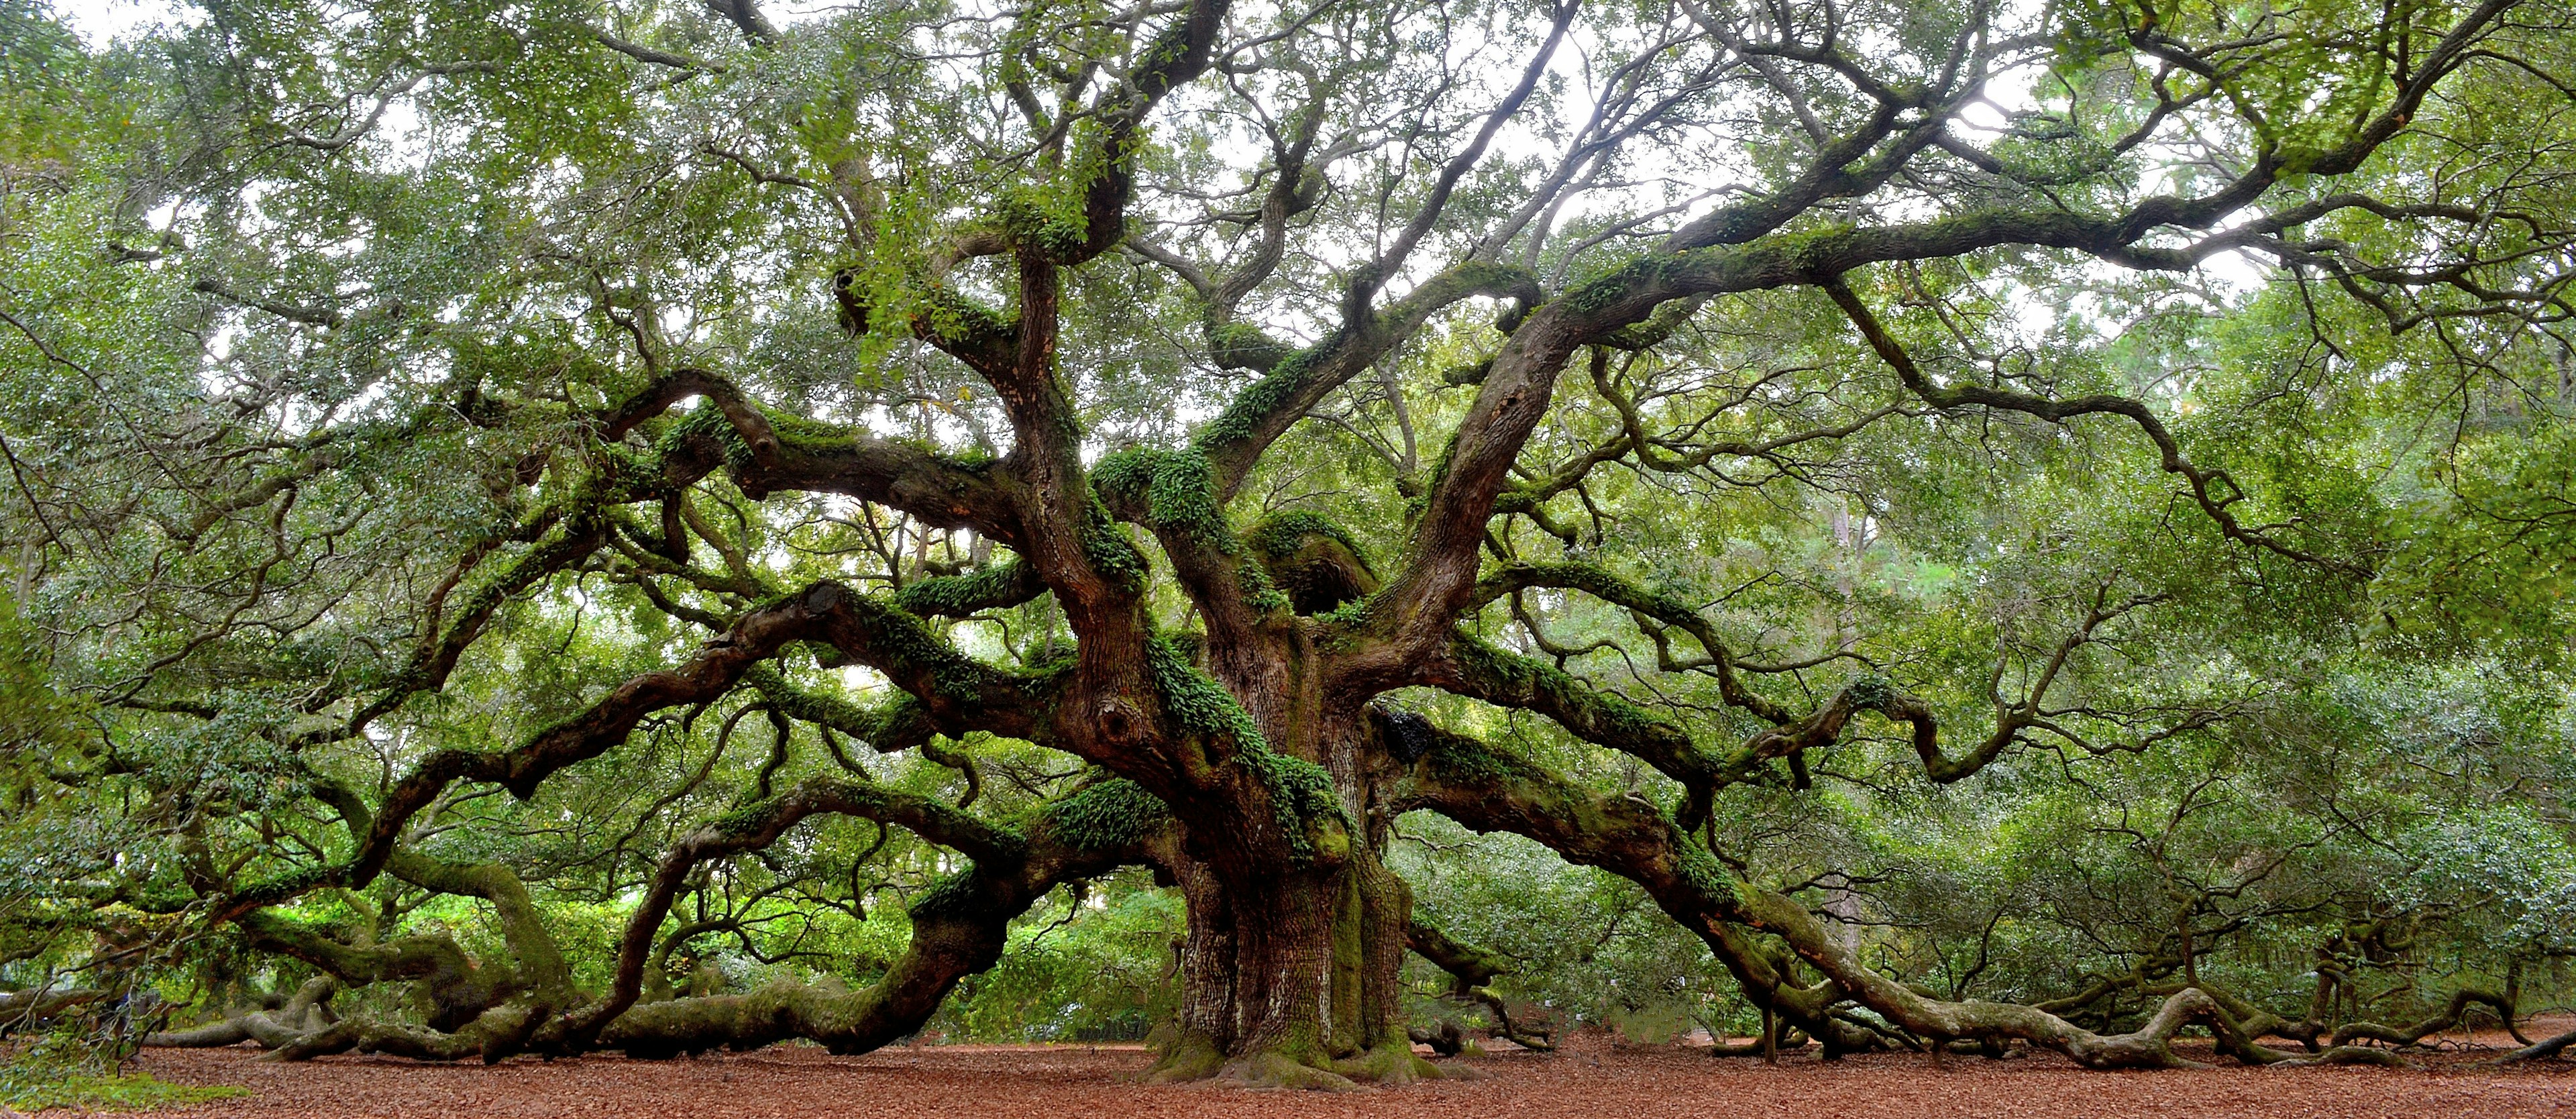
[590,779,1175,1057]
[1467,560,1794,724]
[566,771,1039,1047]
[1426,634,1718,799]
[1395,717,2269,1069]
[1424,563,2180,824]
[215,580,1057,919]
[604,368,1023,544]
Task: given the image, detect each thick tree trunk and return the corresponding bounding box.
[1148,848,1427,1088]
[1141,666,1432,1089]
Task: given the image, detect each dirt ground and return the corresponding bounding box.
[105,1026,2576,1119]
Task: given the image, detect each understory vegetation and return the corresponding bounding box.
[3,0,2575,1093]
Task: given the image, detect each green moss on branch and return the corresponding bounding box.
[1038,778,1171,851]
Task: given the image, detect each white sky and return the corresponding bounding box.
[53,0,2268,321]
[55,0,184,46]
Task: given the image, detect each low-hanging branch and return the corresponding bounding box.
[1391,714,2435,1069]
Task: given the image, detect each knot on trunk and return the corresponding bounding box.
[1246,511,1378,614]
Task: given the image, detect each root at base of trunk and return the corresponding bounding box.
[1136,1028,1228,1084]
[1217,1050,1362,1091]
[1139,1029,1460,1090]
[1332,1038,1457,1086]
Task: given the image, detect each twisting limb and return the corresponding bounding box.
[2498,1025,2576,1064]
[591,779,1175,1057]
[1465,559,1796,723]
[1403,918,1554,1050]
[1357,0,2528,668]
[200,780,582,1061]
[144,977,339,1050]
[201,774,1173,1062]
[1195,261,1547,503]
[215,579,1059,920]
[1395,716,2257,1069]
[563,771,1035,1050]
[602,368,1024,543]
[1822,276,2365,574]
[1428,634,1720,802]
[223,910,513,1038]
[2331,984,2522,1049]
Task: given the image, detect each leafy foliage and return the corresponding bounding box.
[1,0,2572,1078]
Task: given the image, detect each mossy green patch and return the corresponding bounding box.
[1246,510,1379,615]
[1142,636,1348,863]
[1093,447,1234,547]
[1417,727,1544,789]
[1207,321,1295,371]
[710,799,772,839]
[1244,511,1373,572]
[909,867,988,920]
[998,184,1091,260]
[1450,636,1678,747]
[1040,778,1171,851]
[918,282,1016,350]
[1078,502,1149,593]
[659,400,757,472]
[1197,346,1320,450]
[0,1071,248,1113]
[1236,561,1293,615]
[893,561,1030,618]
[1673,835,1735,904]
[1502,561,1694,623]
[1845,674,1894,710]
[1144,634,1263,746]
[1235,747,1346,864]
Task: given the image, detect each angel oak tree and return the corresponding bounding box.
[8,0,2576,1088]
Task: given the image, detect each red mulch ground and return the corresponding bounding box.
[112,1031,2576,1119]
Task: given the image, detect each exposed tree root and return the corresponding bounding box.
[1141,1028,1454,1090]
[1332,1038,1448,1085]
[1136,1026,1228,1084]
[1212,1049,1360,1091]
[2496,1024,2576,1065]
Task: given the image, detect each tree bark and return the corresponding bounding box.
[1140,663,1433,1089]
[1148,845,1428,1087]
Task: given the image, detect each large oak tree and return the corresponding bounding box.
[5,0,2576,1087]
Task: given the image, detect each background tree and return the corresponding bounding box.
[3,0,2575,1089]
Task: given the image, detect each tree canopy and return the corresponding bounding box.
[3,0,2575,1089]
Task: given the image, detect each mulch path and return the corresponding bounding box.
[113,1035,2576,1119]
